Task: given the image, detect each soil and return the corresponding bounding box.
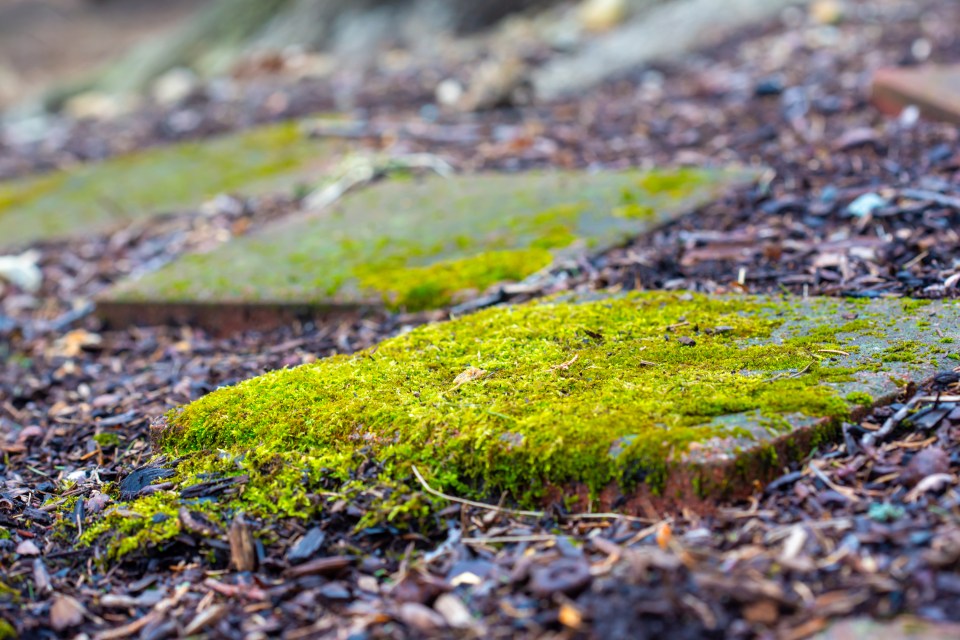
[1,0,960,638]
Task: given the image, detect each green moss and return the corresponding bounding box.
[103,168,759,312]
[845,391,873,406]
[83,292,943,559]
[635,168,708,198]
[93,433,121,448]
[0,120,340,248]
[612,203,656,219]
[878,340,926,363]
[357,249,553,311]
[941,338,955,344]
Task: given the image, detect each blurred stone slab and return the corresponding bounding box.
[534,0,803,99]
[872,65,960,124]
[816,617,960,640]
[0,121,345,248]
[96,167,758,330]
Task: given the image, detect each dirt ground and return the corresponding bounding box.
[0,0,207,107]
[1,0,960,638]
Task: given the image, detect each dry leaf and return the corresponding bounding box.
[398,602,446,632]
[434,593,474,629]
[50,594,86,632]
[559,602,584,628]
[451,367,488,389]
[656,523,672,550]
[16,540,40,556]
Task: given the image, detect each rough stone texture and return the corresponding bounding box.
[815,616,960,640]
[871,65,960,124]
[150,292,960,516]
[96,167,757,328]
[0,121,343,248]
[533,0,807,100]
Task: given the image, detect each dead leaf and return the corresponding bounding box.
[559,602,584,629]
[50,594,86,632]
[16,540,40,556]
[451,367,488,389]
[433,593,474,629]
[398,601,446,632]
[656,523,672,550]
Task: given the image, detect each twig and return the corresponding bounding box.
[462,535,558,545]
[807,460,859,502]
[412,466,545,518]
[861,393,960,449]
[411,466,655,523]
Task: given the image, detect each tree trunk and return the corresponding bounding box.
[45,0,558,109]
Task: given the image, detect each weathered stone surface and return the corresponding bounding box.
[133,293,959,535]
[0,121,343,248]
[871,64,960,124]
[96,167,757,327]
[815,616,960,640]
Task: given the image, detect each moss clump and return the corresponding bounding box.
[878,340,926,363]
[357,248,553,311]
[636,168,708,198]
[102,168,758,312]
[845,391,873,406]
[0,121,340,248]
[93,432,122,448]
[85,292,943,559]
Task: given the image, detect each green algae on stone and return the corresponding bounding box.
[0,121,343,248]
[81,293,960,558]
[99,167,758,315]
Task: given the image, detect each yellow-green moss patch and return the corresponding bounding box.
[100,167,758,314]
[0,121,344,248]
[81,293,960,558]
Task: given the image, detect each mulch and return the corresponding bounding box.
[2,0,960,638]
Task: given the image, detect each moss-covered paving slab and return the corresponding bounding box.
[87,292,960,556]
[0,121,346,248]
[96,167,757,328]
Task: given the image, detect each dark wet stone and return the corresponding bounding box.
[529,558,592,597]
[287,527,327,564]
[119,465,175,500]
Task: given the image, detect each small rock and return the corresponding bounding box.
[810,0,843,25]
[152,67,199,106]
[287,527,326,563]
[50,595,86,632]
[846,193,887,218]
[677,336,696,347]
[529,558,592,597]
[579,0,628,32]
[398,602,446,632]
[434,593,474,629]
[754,76,785,97]
[901,448,950,487]
[0,250,42,293]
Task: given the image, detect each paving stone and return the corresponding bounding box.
[0,121,345,248]
[149,292,960,516]
[96,167,757,329]
[871,64,960,124]
[815,616,960,640]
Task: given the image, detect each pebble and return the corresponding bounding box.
[901,447,951,487]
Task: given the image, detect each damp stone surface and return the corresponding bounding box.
[86,292,960,557]
[97,167,757,322]
[0,121,344,248]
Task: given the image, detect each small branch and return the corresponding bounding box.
[411,466,654,523]
[861,393,960,449]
